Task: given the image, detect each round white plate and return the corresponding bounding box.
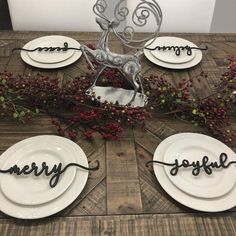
[149,37,196,64]
[0,138,77,205]
[153,133,236,212]
[21,35,82,69]
[0,135,89,219]
[25,36,75,64]
[163,138,236,198]
[144,38,202,69]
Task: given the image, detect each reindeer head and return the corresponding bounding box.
[93,0,162,49]
[96,17,119,30]
[94,0,126,31]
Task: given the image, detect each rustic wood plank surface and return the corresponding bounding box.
[0,31,236,235]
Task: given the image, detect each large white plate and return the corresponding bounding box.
[0,138,77,205]
[144,38,202,69]
[163,138,236,198]
[0,135,89,219]
[153,133,236,212]
[25,36,75,64]
[149,37,196,64]
[21,35,82,69]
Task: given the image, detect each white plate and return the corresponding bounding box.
[0,138,77,205]
[25,36,75,64]
[163,138,236,198]
[144,38,202,69]
[149,37,196,64]
[153,133,236,212]
[21,35,82,69]
[0,135,89,219]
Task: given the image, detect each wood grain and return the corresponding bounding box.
[0,31,236,235]
[1,213,236,236]
[106,128,143,214]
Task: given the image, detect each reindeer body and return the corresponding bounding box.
[82,0,162,105]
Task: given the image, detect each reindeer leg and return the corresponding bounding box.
[80,45,95,70]
[136,71,149,105]
[118,65,140,106]
[137,72,145,95]
[87,65,107,96]
[127,74,139,106]
[92,65,107,87]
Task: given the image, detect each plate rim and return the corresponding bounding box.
[21,35,82,69]
[150,36,196,64]
[163,137,236,199]
[153,132,236,212]
[26,38,75,64]
[0,138,77,206]
[144,37,203,69]
[0,135,89,219]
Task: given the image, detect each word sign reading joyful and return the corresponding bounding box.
[146,153,236,176]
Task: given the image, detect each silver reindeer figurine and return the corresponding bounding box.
[81,0,162,106]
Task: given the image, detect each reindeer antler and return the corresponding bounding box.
[114,0,129,22]
[93,0,109,21]
[113,0,162,49]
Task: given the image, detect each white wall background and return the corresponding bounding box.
[7,0,236,33]
[8,0,100,31]
[127,0,216,33]
[210,0,236,33]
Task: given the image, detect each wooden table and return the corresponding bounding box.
[0,31,236,236]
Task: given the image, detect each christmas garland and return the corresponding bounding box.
[0,57,235,143]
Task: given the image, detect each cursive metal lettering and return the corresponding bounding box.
[145,45,208,56]
[0,160,99,188]
[12,42,82,53]
[146,153,236,176]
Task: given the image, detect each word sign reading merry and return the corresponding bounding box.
[0,161,99,188]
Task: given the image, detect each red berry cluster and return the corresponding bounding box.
[0,56,235,142]
[0,72,36,122]
[195,98,236,143]
[144,75,191,112]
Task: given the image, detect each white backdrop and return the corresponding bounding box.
[127,0,216,33]
[211,0,236,33]
[8,0,216,33]
[8,0,100,31]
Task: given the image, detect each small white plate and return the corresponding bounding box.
[26,36,75,64]
[0,135,89,219]
[21,35,82,69]
[153,133,236,212]
[0,138,77,205]
[144,38,202,69]
[149,37,196,64]
[163,138,236,198]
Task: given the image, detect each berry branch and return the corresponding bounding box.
[0,57,235,142]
